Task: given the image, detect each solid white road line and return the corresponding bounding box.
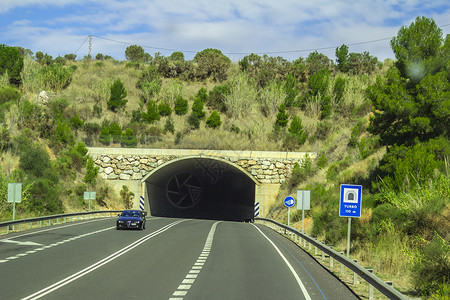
[21,220,186,300]
[253,224,312,300]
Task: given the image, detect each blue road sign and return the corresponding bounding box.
[339,184,362,218]
[284,196,295,208]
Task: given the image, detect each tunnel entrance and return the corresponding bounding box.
[143,157,257,221]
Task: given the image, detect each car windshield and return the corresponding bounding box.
[121,211,140,217]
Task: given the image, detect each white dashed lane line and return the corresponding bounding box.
[0,227,114,264]
[169,221,221,300]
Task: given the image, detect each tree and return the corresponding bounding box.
[125,45,145,62]
[84,157,99,184]
[275,103,289,128]
[194,48,231,82]
[136,65,161,101]
[107,79,127,111]
[121,128,138,148]
[170,51,185,61]
[206,111,222,129]
[157,101,172,117]
[0,44,24,86]
[98,126,110,145]
[308,68,330,96]
[336,44,349,72]
[390,16,444,84]
[109,122,122,143]
[284,73,298,107]
[287,115,307,145]
[19,144,50,178]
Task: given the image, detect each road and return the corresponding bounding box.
[0,217,359,300]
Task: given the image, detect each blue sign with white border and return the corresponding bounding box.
[284,196,295,208]
[339,184,362,218]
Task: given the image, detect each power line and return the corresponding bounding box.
[78,22,450,57]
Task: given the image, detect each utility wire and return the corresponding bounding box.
[78,22,450,56]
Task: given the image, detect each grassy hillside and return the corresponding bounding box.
[1,17,449,298]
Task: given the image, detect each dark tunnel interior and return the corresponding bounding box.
[145,157,256,222]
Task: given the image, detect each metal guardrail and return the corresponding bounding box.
[0,210,123,234]
[256,217,408,300]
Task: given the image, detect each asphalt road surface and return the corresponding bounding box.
[0,217,359,300]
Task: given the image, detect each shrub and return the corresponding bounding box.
[109,122,122,143]
[0,44,24,86]
[206,111,222,129]
[107,79,127,111]
[164,117,175,134]
[41,63,74,91]
[315,120,331,140]
[158,101,172,117]
[321,96,332,119]
[196,87,208,102]
[19,144,50,178]
[191,98,205,119]
[287,115,307,145]
[0,86,21,105]
[308,68,330,96]
[70,113,84,130]
[125,45,146,62]
[142,100,160,123]
[333,77,347,105]
[174,95,188,115]
[230,124,240,134]
[412,233,450,296]
[120,185,134,209]
[121,128,138,148]
[284,73,298,107]
[136,65,161,101]
[194,48,231,82]
[187,113,200,130]
[98,126,110,145]
[207,84,230,112]
[52,120,75,149]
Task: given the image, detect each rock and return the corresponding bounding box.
[39,91,49,104]
[119,173,131,180]
[104,167,114,175]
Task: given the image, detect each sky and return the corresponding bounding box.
[0,0,449,62]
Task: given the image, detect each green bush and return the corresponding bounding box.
[206,110,222,129]
[207,84,230,112]
[164,117,175,134]
[52,120,75,149]
[98,126,110,145]
[107,79,127,111]
[19,144,50,178]
[174,95,188,115]
[142,100,160,123]
[157,101,172,117]
[121,128,138,148]
[0,86,21,105]
[315,120,331,140]
[191,98,205,119]
[187,113,200,130]
[0,44,24,86]
[412,233,450,296]
[308,67,330,96]
[275,103,289,128]
[109,122,122,143]
[194,48,231,82]
[41,63,74,91]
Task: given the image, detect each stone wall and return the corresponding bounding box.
[92,153,304,184]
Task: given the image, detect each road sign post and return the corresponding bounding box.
[8,183,22,231]
[284,196,295,226]
[84,191,96,216]
[297,190,310,234]
[339,184,362,257]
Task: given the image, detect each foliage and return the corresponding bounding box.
[286,115,307,146]
[109,122,122,143]
[121,128,138,148]
[390,16,444,84]
[333,77,347,105]
[0,85,21,105]
[52,120,75,149]
[206,110,222,129]
[120,185,134,209]
[321,96,332,119]
[335,44,349,72]
[187,113,200,130]
[125,45,147,63]
[347,51,380,75]
[195,87,208,102]
[142,99,160,123]
[287,158,314,191]
[19,143,50,178]
[275,103,289,128]
[306,51,332,75]
[41,63,74,91]
[157,101,172,117]
[368,16,449,147]
[412,233,450,295]
[191,98,205,119]
[107,79,127,111]
[194,48,231,82]
[284,73,298,107]
[164,117,175,134]
[207,84,230,112]
[98,126,110,145]
[136,65,161,101]
[308,68,330,96]
[0,44,24,86]
[174,95,188,115]
[224,72,257,118]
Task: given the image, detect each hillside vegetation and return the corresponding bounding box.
[0,16,448,298]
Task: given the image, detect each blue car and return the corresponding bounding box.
[116,210,146,230]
